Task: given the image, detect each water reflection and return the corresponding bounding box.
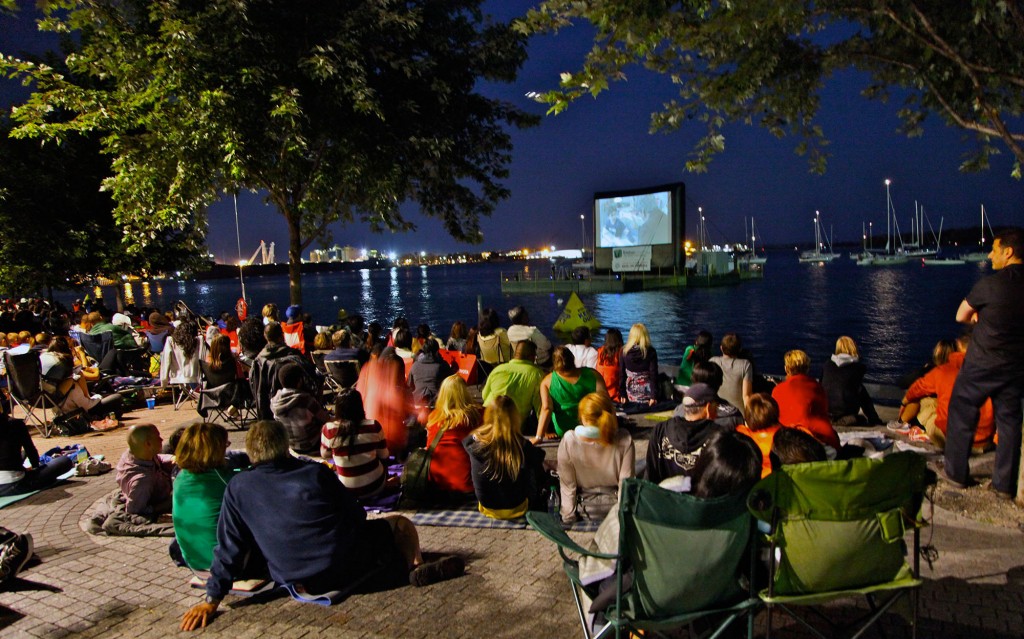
[419,265,433,321]
[360,269,373,310]
[123,283,135,306]
[863,269,912,377]
[52,257,990,383]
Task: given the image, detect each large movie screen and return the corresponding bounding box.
[596,190,672,248]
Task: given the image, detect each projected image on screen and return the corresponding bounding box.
[596,191,671,248]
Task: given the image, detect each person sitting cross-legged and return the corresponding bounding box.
[735,392,784,479]
[535,346,608,443]
[171,422,248,572]
[270,362,331,457]
[557,393,635,523]
[645,383,727,486]
[321,389,391,500]
[772,349,840,451]
[481,340,543,434]
[180,420,465,631]
[424,375,482,495]
[463,395,547,520]
[115,424,176,517]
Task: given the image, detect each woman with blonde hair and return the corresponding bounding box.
[172,422,240,571]
[821,335,882,425]
[261,303,279,326]
[462,395,546,519]
[772,350,839,450]
[424,375,482,494]
[535,346,608,442]
[556,393,634,522]
[620,323,659,405]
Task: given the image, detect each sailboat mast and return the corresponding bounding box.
[233,193,246,302]
[981,204,986,246]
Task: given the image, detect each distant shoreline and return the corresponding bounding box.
[190,258,391,279]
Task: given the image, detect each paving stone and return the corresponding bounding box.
[2,402,1022,638]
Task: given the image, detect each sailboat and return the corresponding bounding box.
[961,204,994,262]
[903,202,939,259]
[744,217,767,265]
[922,217,966,265]
[858,179,908,266]
[798,210,839,263]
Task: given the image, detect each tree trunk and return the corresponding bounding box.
[114,282,125,312]
[286,208,303,306]
[1017,432,1024,506]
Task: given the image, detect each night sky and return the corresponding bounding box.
[2,1,1020,262]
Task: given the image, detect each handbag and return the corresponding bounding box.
[400,426,446,505]
[53,410,93,437]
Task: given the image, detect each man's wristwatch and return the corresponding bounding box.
[204,595,220,605]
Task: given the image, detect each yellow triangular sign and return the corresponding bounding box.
[553,292,601,333]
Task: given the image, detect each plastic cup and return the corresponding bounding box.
[146,397,156,410]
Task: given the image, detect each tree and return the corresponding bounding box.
[520,0,1024,177]
[0,115,206,300]
[2,0,537,304]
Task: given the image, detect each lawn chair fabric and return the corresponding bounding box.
[528,477,759,639]
[619,479,753,619]
[747,452,928,599]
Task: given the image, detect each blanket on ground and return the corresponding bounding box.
[410,500,602,532]
[82,488,175,537]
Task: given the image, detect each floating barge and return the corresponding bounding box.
[500,261,762,294]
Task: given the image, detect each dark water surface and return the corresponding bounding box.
[64,252,990,384]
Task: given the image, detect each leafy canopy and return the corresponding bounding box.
[2,0,537,302]
[0,115,205,297]
[520,0,1024,178]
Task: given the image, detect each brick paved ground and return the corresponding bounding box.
[1,400,1022,638]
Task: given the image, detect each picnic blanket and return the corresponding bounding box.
[410,501,601,532]
[82,488,175,537]
[0,466,77,510]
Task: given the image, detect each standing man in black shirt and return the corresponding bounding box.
[944,227,1024,499]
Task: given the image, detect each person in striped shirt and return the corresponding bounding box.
[321,389,390,499]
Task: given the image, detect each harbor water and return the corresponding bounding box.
[65,251,992,384]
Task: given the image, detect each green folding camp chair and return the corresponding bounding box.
[747,451,935,639]
[527,477,760,639]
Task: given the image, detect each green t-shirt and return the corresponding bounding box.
[676,345,697,386]
[549,368,599,437]
[482,358,543,419]
[172,467,236,570]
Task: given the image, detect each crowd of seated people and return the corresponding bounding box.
[1,295,992,632]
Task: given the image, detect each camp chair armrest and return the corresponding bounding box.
[525,512,618,560]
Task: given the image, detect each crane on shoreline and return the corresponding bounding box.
[246,240,275,266]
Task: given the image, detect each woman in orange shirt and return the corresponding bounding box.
[771,350,839,450]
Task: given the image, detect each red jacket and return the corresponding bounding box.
[424,417,479,494]
[905,351,994,445]
[772,374,840,449]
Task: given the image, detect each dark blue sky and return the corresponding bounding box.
[2,2,1020,261]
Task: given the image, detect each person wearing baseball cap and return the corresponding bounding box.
[645,383,727,484]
